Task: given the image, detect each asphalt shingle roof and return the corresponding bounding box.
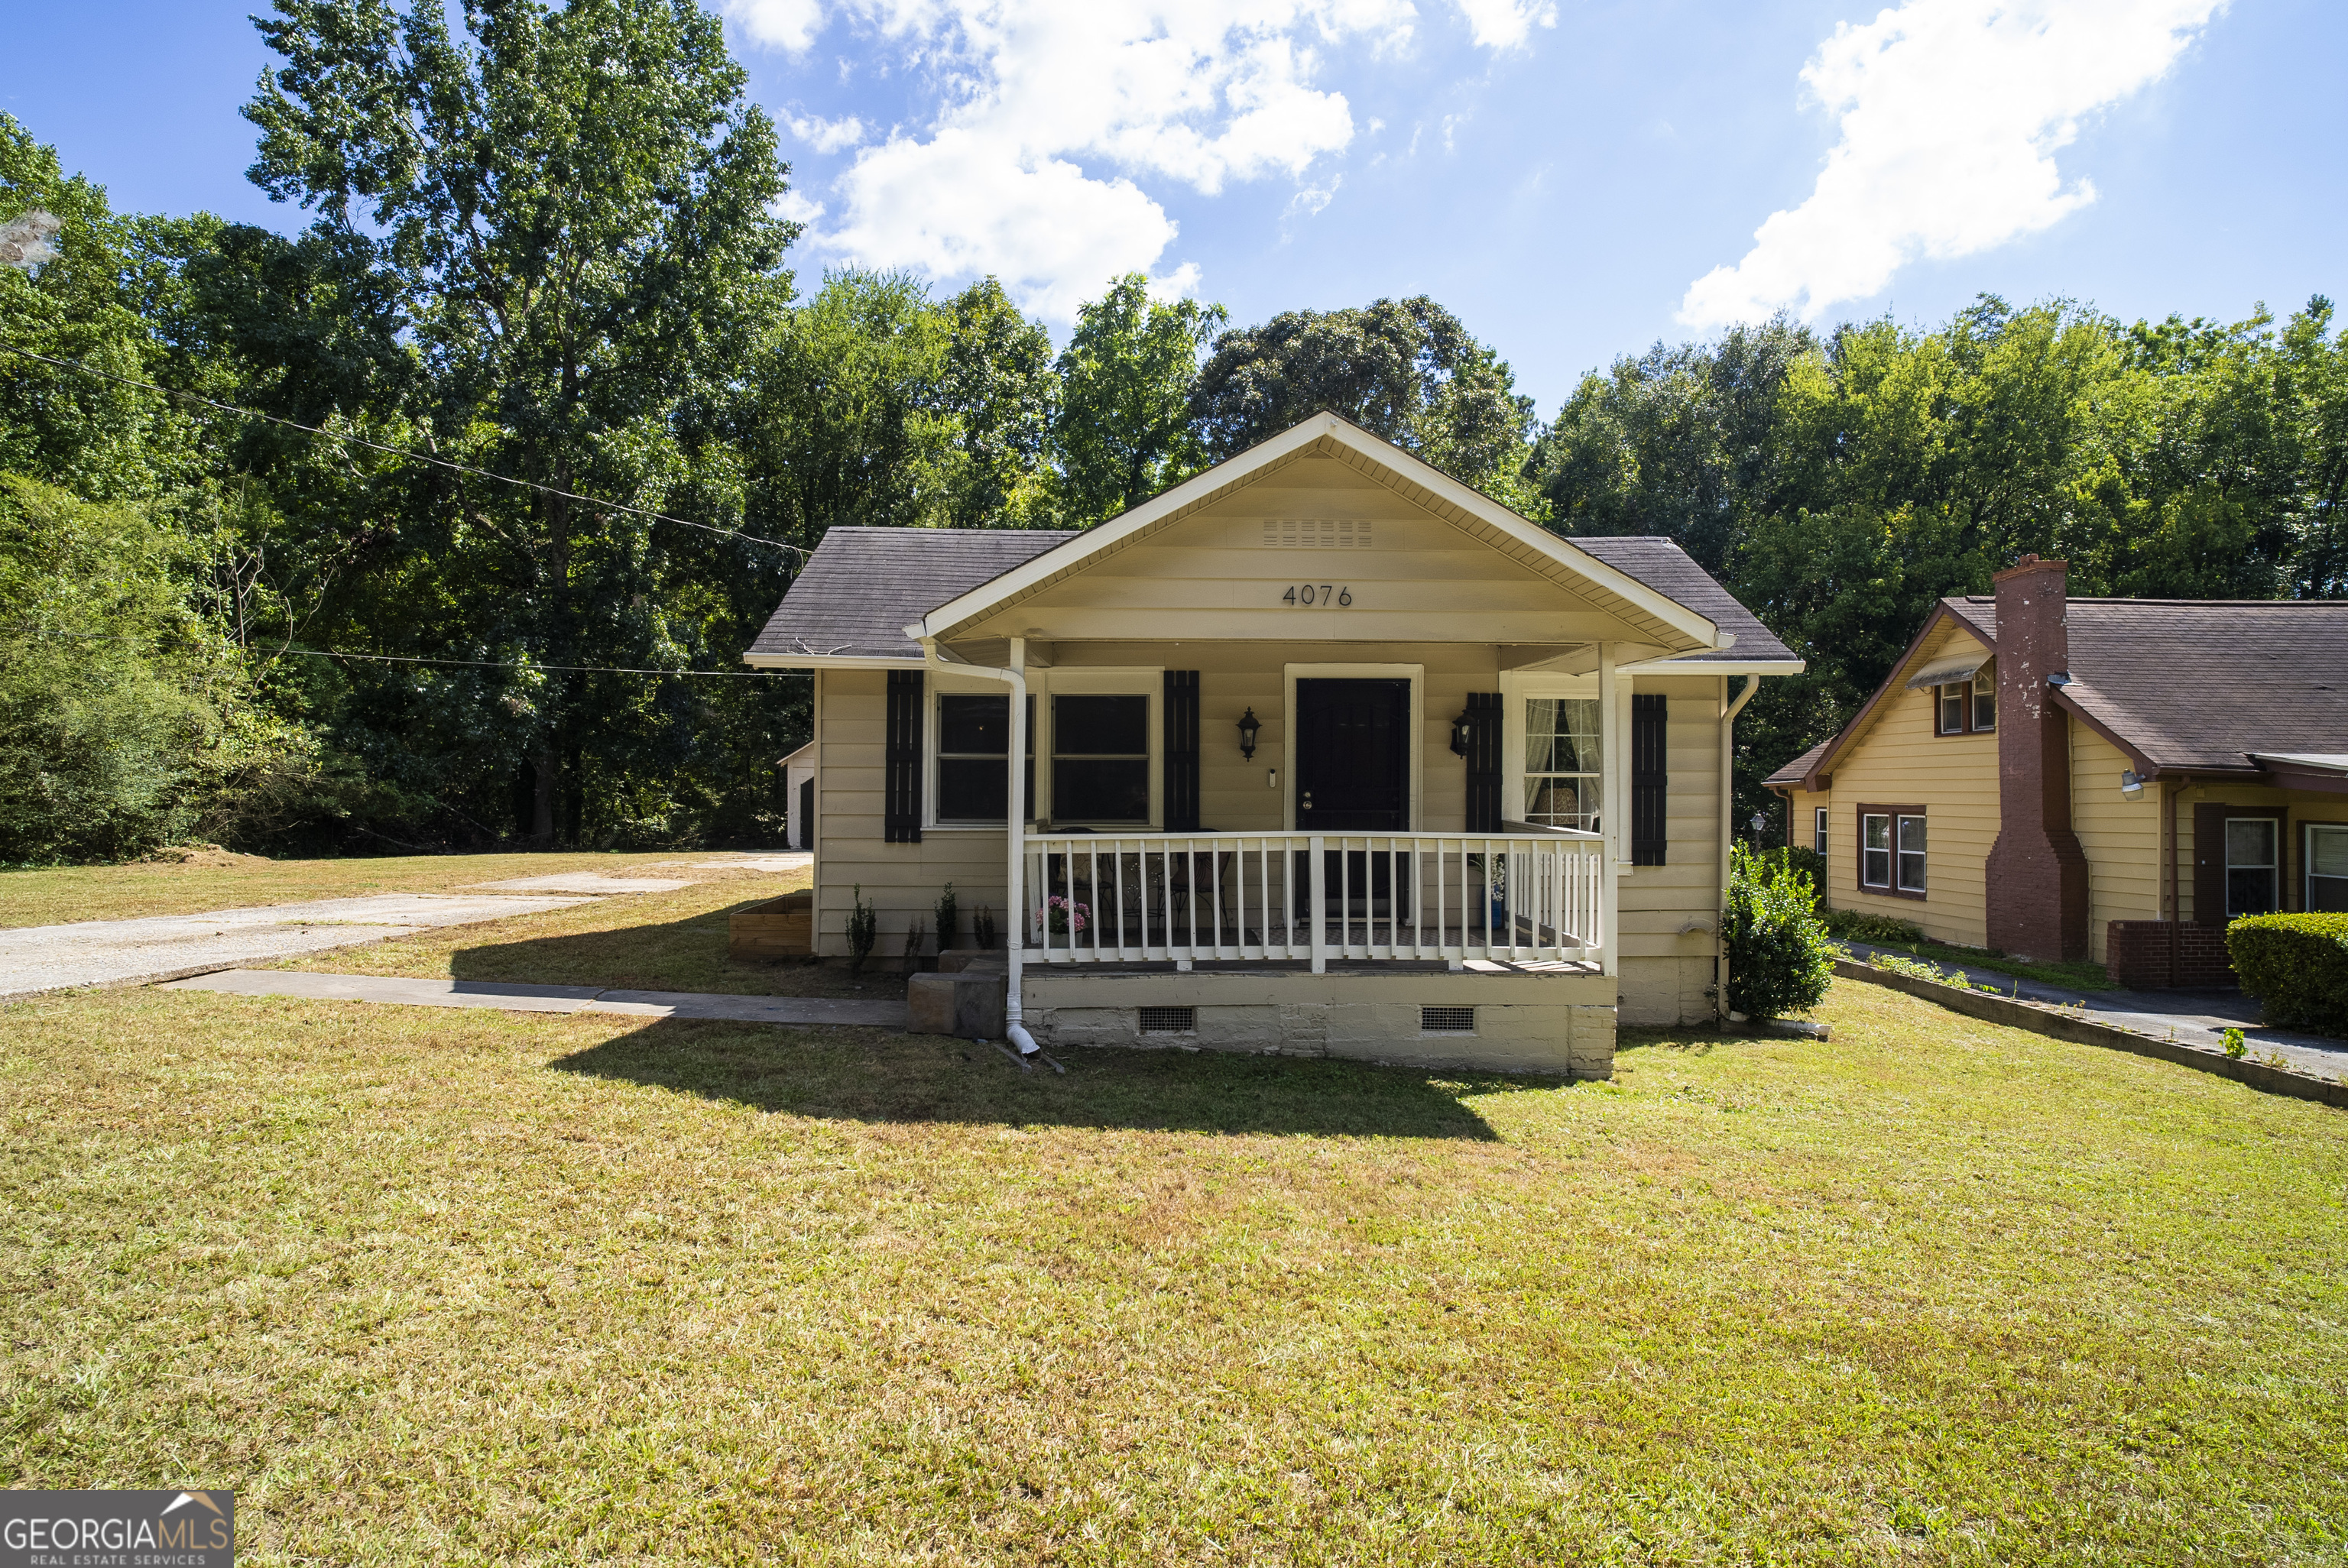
[749,527,1794,665]
[1948,594,2348,773]
[1763,739,1834,789]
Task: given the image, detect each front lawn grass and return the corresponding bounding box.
[4,979,2344,1563]
[265,867,847,997]
[1848,937,2117,995]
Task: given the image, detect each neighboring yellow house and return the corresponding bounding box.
[1766,556,2348,986]
[744,413,1804,1074]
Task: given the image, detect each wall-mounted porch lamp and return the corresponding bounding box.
[1237,707,1261,760]
[1450,709,1472,757]
[2120,769,2145,799]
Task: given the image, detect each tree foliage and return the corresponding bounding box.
[1192,296,1537,501]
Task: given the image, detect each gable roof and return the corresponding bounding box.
[1763,739,1833,790]
[906,413,1727,654]
[1769,592,2348,789]
[746,526,1794,666]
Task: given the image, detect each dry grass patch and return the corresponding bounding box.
[264,867,858,998]
[2,978,2344,1564]
[0,850,796,929]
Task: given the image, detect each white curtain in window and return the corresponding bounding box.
[1524,697,1602,831]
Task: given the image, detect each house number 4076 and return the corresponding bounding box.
[1282,584,1351,606]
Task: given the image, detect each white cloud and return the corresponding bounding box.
[1284,176,1343,223]
[773,190,828,225]
[731,0,1435,317]
[788,112,868,152]
[1451,0,1555,51]
[1678,0,2225,329]
[722,0,825,53]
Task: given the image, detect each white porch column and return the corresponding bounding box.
[1598,643,1621,977]
[1006,637,1027,1001]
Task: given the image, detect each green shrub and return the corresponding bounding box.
[934,882,958,949]
[846,886,877,974]
[1821,907,1929,945]
[2227,914,2348,1036]
[1725,841,1835,1020]
[1752,845,1827,905]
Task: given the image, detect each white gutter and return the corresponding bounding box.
[1718,672,1761,1020]
[912,630,1040,1058]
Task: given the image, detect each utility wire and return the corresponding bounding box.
[0,338,809,559]
[19,628,806,679]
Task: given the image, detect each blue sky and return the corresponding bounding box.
[7,0,2343,411]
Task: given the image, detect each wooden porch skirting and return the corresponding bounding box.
[1020,964,1615,1078]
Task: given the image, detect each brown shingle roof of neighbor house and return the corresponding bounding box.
[1763,739,1833,790]
[1772,592,2348,788]
[747,526,1795,665]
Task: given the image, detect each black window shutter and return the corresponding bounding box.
[884,668,923,844]
[1631,692,1668,866]
[1465,692,1502,832]
[1165,671,1201,831]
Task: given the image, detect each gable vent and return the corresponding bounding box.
[1263,519,1372,548]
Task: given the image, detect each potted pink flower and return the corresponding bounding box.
[1039,896,1090,938]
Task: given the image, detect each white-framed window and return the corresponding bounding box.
[1861,812,1891,888]
[1937,684,1966,735]
[1034,669,1160,828]
[2308,823,2348,913]
[1523,695,1604,831]
[1813,805,1829,857]
[1972,672,1996,732]
[935,691,1010,824]
[1897,813,1928,893]
[2226,817,2278,917]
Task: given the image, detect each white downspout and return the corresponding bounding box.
[1717,672,1759,1019]
[914,631,1039,1057]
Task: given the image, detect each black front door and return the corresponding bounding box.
[1296,679,1409,831]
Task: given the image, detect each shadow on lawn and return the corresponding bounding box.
[449,896,873,998]
[549,1017,1530,1139]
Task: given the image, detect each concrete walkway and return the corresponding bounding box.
[1838,940,2348,1081]
[0,894,593,1003]
[162,969,909,1029]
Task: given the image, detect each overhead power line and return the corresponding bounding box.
[0,338,809,559]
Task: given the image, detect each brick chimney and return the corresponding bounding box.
[1984,556,2090,961]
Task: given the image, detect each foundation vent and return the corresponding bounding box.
[1263,518,1371,548]
[1420,1005,1476,1034]
[1139,1006,1198,1035]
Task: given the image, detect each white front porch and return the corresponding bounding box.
[1019,826,1608,971]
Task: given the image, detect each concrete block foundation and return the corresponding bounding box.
[1018,965,1616,1077]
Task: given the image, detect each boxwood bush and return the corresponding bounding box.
[1725,841,1836,1020]
[2227,913,2348,1035]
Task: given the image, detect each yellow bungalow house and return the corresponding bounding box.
[1766,555,2348,986]
[742,414,1802,1076]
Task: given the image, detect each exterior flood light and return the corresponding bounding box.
[2120,769,2145,799]
[1236,707,1260,760]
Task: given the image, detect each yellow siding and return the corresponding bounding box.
[2170,782,2348,925]
[2069,725,2158,961]
[956,456,1667,648]
[1814,625,1999,946]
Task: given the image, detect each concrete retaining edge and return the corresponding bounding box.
[1832,958,2348,1110]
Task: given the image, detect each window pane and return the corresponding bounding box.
[939,693,1008,756]
[1863,850,1890,887]
[1973,676,1996,731]
[1054,694,1149,756]
[2228,867,2278,918]
[1054,759,1150,822]
[1863,815,1890,851]
[2312,825,2348,879]
[938,757,1007,822]
[1525,698,1601,774]
[1898,815,1926,854]
[1940,689,1963,732]
[1814,807,1829,856]
[2226,818,2275,869]
[1525,775,1601,831]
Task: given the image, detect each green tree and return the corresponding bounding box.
[942,276,1057,527]
[0,477,311,862]
[242,0,796,844]
[1052,274,1224,523]
[1192,296,1538,503]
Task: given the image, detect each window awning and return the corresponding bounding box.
[1905,652,1989,691]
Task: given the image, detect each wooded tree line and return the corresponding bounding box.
[3,0,2343,863]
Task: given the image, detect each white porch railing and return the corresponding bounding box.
[1022,826,1605,970]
